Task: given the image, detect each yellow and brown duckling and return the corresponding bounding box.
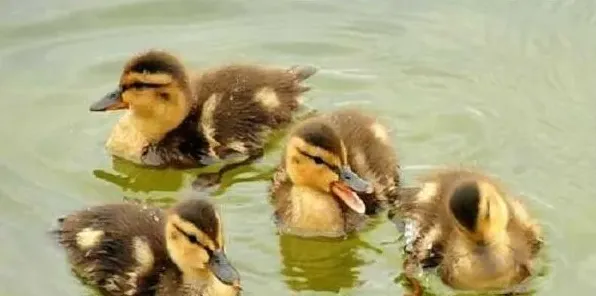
[90,49,317,186]
[390,168,543,293]
[53,197,241,296]
[269,108,401,238]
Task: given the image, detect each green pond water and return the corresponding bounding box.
[1,0,595,295]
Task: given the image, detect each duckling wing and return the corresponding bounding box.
[192,64,316,160]
[268,162,294,224]
[509,198,544,255]
[203,91,278,150]
[143,115,211,169]
[389,184,448,272]
[54,203,168,296]
[387,186,422,230]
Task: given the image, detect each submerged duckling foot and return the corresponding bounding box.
[403,276,423,296]
[398,262,424,296]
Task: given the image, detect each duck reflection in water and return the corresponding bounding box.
[92,155,274,197]
[92,157,186,193]
[278,233,370,293]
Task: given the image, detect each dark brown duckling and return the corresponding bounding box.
[391,168,543,293]
[269,108,401,238]
[90,49,317,187]
[53,197,241,296]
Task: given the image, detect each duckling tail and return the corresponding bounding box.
[48,216,66,241]
[288,65,318,81]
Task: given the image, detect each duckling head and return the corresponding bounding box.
[448,180,510,245]
[90,50,193,141]
[285,120,373,214]
[165,199,240,289]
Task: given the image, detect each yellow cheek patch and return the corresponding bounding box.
[285,143,340,190]
[120,92,137,105]
[476,181,510,238]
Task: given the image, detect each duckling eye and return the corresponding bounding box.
[130,82,148,89]
[312,156,324,165]
[173,224,206,247]
[187,234,198,244]
[296,149,329,167]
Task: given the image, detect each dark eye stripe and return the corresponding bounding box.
[296,148,339,173]
[123,82,164,90]
[172,224,214,255]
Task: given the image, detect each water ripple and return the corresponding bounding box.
[1,0,595,295]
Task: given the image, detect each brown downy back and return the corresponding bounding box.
[191,64,317,159]
[395,168,542,291]
[54,203,170,296]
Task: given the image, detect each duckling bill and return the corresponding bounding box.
[391,168,543,293]
[269,108,401,237]
[331,166,370,214]
[292,135,372,214]
[53,197,241,296]
[91,49,317,187]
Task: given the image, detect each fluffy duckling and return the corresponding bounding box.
[53,198,241,296]
[90,50,317,186]
[269,108,401,238]
[392,168,543,293]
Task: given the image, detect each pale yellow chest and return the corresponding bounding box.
[105,113,150,164]
[178,272,238,296]
[284,186,345,237]
[201,275,239,296]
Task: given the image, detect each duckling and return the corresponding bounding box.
[90,49,317,187]
[53,197,241,296]
[269,108,401,238]
[391,168,543,293]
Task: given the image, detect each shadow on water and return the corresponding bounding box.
[393,269,542,296]
[211,165,276,195]
[92,157,187,193]
[91,153,278,199]
[278,234,369,293]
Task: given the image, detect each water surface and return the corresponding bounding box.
[1,0,595,295]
